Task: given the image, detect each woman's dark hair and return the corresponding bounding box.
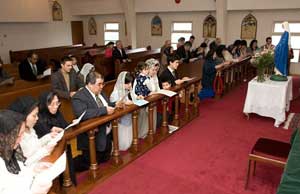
[200,43,207,48]
[124,72,133,84]
[135,61,148,74]
[205,49,216,60]
[233,40,241,47]
[216,45,226,58]
[39,91,59,114]
[250,39,258,51]
[209,41,217,50]
[8,96,39,117]
[240,40,247,47]
[46,92,58,107]
[106,41,114,47]
[164,46,173,56]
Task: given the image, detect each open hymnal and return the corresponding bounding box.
[43,68,51,77]
[157,89,177,97]
[133,99,149,107]
[64,110,86,130]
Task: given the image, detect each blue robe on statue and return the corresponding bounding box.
[274,31,289,76]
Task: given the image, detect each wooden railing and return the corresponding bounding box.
[213,57,252,98]
[49,77,201,194]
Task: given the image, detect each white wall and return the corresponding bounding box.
[136,12,214,49]
[228,0,300,10]
[135,0,215,12]
[70,0,123,15]
[0,0,50,22]
[0,0,74,63]
[81,14,127,47]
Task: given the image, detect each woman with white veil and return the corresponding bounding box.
[110,71,133,150]
[80,63,95,83]
[145,58,161,130]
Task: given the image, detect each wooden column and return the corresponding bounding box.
[173,95,180,127]
[193,83,199,117]
[130,110,139,153]
[112,119,122,166]
[147,102,154,144]
[88,129,98,180]
[161,97,169,134]
[63,151,72,187]
[184,87,190,122]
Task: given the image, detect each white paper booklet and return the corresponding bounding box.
[36,152,66,181]
[49,130,64,146]
[64,110,86,130]
[43,68,51,77]
[133,99,149,107]
[157,89,177,97]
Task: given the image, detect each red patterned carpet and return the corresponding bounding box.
[86,76,300,194]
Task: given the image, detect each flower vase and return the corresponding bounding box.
[257,68,265,82]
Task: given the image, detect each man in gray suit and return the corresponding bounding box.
[72,71,122,168]
[51,56,84,99]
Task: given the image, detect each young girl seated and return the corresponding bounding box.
[132,62,155,138]
[110,71,134,150]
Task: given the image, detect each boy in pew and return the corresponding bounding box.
[157,78,176,132]
[0,57,14,86]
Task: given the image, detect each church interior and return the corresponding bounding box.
[0,0,300,194]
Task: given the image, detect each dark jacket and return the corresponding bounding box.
[159,67,179,87]
[51,69,84,99]
[34,92,68,138]
[112,47,128,62]
[176,46,191,63]
[71,87,115,152]
[18,59,45,81]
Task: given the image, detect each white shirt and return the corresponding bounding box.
[85,86,108,107]
[0,157,52,194]
[167,66,176,78]
[28,59,37,75]
[85,86,111,134]
[20,128,53,166]
[118,48,123,57]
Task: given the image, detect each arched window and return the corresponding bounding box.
[241,13,257,39]
[203,15,216,38]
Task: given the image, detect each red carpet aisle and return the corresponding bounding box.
[88,77,300,194]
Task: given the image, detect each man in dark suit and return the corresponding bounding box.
[159,54,189,87]
[112,40,131,63]
[176,41,197,64]
[72,71,122,167]
[18,52,45,81]
[51,56,84,99]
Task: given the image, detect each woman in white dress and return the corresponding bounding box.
[110,71,134,150]
[8,96,60,166]
[0,110,53,194]
[145,58,161,131]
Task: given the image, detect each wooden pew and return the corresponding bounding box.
[213,57,252,98]
[50,77,200,194]
[2,63,20,80]
[10,44,84,64]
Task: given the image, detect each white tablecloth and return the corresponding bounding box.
[243,76,293,127]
